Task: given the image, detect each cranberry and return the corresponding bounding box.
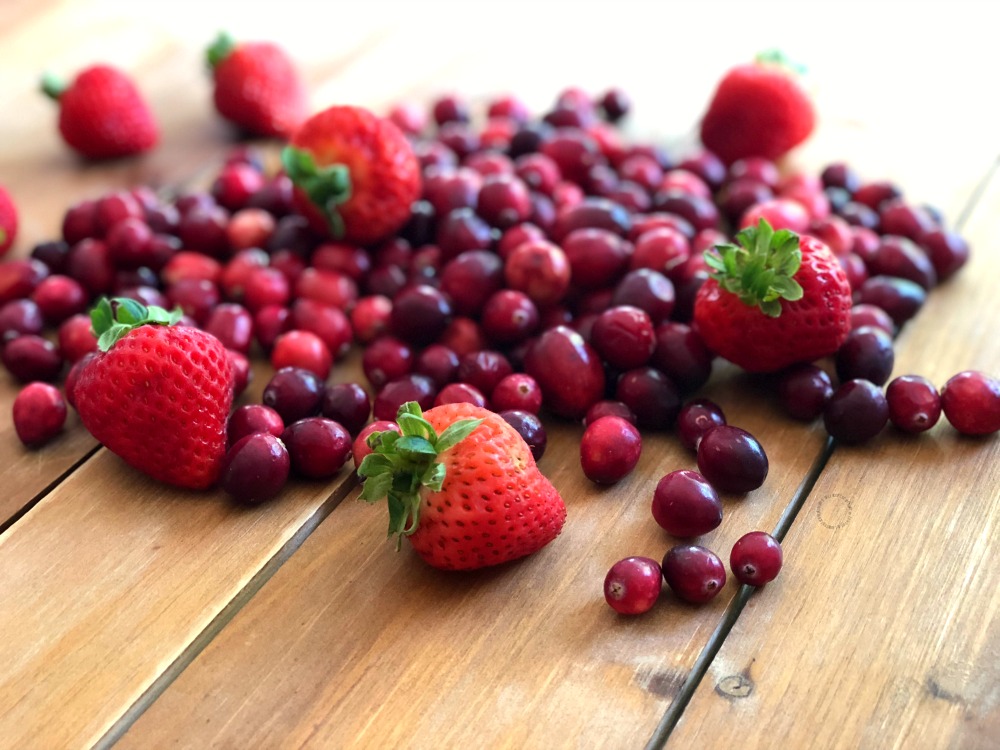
[105,217,154,270]
[62,199,99,244]
[424,167,482,216]
[630,227,690,276]
[295,268,357,310]
[271,330,332,379]
[265,215,317,256]
[161,250,222,286]
[676,398,727,451]
[740,197,809,233]
[350,295,393,344]
[940,371,1000,436]
[438,316,486,357]
[220,433,290,504]
[412,344,459,389]
[432,94,469,126]
[373,374,437,421]
[261,367,324,424]
[435,381,488,408]
[561,228,632,290]
[386,284,451,347]
[476,173,532,229]
[523,326,605,419]
[550,197,632,242]
[281,417,352,479]
[730,532,783,586]
[253,304,290,351]
[362,337,414,389]
[289,299,353,361]
[920,229,969,281]
[539,128,603,185]
[269,249,309,288]
[850,303,896,336]
[457,350,513,396]
[590,305,656,370]
[656,169,712,200]
[514,154,561,196]
[820,163,861,192]
[653,191,720,232]
[579,415,642,484]
[717,179,774,225]
[438,250,504,317]
[56,314,98,363]
[177,204,230,258]
[227,403,285,446]
[835,326,895,385]
[808,215,854,256]
[352,419,401,467]
[778,364,834,421]
[651,470,723,538]
[311,242,371,282]
[2,335,63,382]
[604,557,662,615]
[202,304,253,354]
[614,367,680,430]
[853,180,902,211]
[12,382,67,447]
[584,400,636,427]
[838,200,881,230]
[885,375,942,433]
[27,274,87,325]
[66,238,114,296]
[823,379,889,444]
[167,278,220,325]
[611,269,675,325]
[95,191,143,234]
[697,425,768,494]
[146,204,181,236]
[320,382,371,436]
[677,151,726,189]
[878,199,937,242]
[867,235,937,290]
[227,350,252,398]
[649,322,713,393]
[855,276,926,328]
[480,289,539,346]
[211,162,266,211]
[617,154,662,193]
[503,238,572,306]
[29,240,70,274]
[387,101,428,134]
[436,207,494,259]
[0,299,44,342]
[490,373,542,414]
[498,409,547,461]
[662,545,726,604]
[225,207,275,251]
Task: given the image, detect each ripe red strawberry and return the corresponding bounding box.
[282,105,422,246]
[0,185,17,258]
[700,52,816,164]
[693,219,851,373]
[42,65,159,159]
[207,32,309,139]
[74,298,234,489]
[358,401,567,571]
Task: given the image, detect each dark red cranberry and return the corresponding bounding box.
[227,403,285,446]
[590,305,656,370]
[604,181,651,213]
[611,269,675,325]
[835,326,895,386]
[271,330,332,379]
[439,250,504,317]
[0,299,44,343]
[457,350,513,396]
[490,373,542,414]
[697,425,768,494]
[12,382,67,447]
[432,94,470,126]
[617,154,662,193]
[653,191,720,232]
[30,240,70,274]
[838,252,869,291]
[503,239,572,306]
[270,249,309,288]
[178,204,230,258]
[630,214,694,245]
[539,127,603,185]
[820,162,861,192]
[265,214,318,255]
[66,238,114,296]
[676,398,727,451]
[62,199,99,244]
[365,265,407,299]
[261,367,324,423]
[584,400,636,427]
[523,326,605,419]
[678,151,726,189]
[435,381,488,408]
[561,228,632,290]
[838,201,880,231]
[423,167,482,216]
[373,374,437,421]
[885,375,942,433]
[320,382,371,436]
[603,557,661,615]
[57,314,97,363]
[662,545,726,604]
[480,289,539,345]
[730,532,783,586]
[508,120,553,157]
[778,364,834,421]
[550,197,632,242]
[439,124,481,161]
[411,344,459,389]
[580,415,642,484]
[253,304,290,351]
[498,409,547,461]
[919,229,970,281]
[2,334,63,382]
[227,350,251,398]
[867,236,937,290]
[311,242,371,282]
[717,179,774,225]
[116,284,166,310]
[652,469,722,538]
[389,284,452,346]
[220,433,290,504]
[614,367,680,430]
[167,278,220,325]
[105,217,154,270]
[282,417,352,479]
[95,191,144,234]
[852,180,902,211]
[940,371,1000,436]
[436,207,495,259]
[649,322,713,393]
[878,199,937,242]
[203,303,254,354]
[438,316,486,357]
[855,276,926,327]
[823,379,889,444]
[30,275,88,324]
[476,173,532,229]
[514,153,562,195]
[850,303,896,336]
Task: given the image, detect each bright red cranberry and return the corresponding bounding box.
[808,215,854,256]
[253,304,290,351]
[920,229,969,281]
[867,236,937,290]
[204,303,254,354]
[161,250,222,286]
[239,267,288,313]
[227,403,285,446]
[652,469,723,537]
[435,381,488,408]
[855,276,926,328]
[498,409,547,461]
[662,545,726,604]
[778,364,834,421]
[2,335,63,382]
[1,299,44,342]
[490,373,542,414]
[561,228,632,290]
[740,197,809,233]
[835,326,895,386]
[503,238,571,307]
[457,350,513,396]
[350,295,392,344]
[167,278,220,325]
[523,326,605,419]
[95,191,143,235]
[885,375,942,433]
[581,414,642,483]
[550,197,632,242]
[615,367,680,430]
[676,398,727,451]
[850,303,896,336]
[271,330,333,379]
[389,284,452,346]
[29,275,88,324]
[262,367,324,424]
[604,556,661,615]
[311,242,371,282]
[373,374,437,421]
[282,417,352,479]
[649,322,714,393]
[591,305,656,370]
[630,227,690,276]
[697,425,768,494]
[12,382,67,447]
[940,371,1000,436]
[551,181,585,212]
[584,400,636,428]
[211,161,266,211]
[56,314,97,363]
[295,268,357,310]
[514,154,562,196]
[823,379,889,444]
[320,383,371,436]
[288,299,352,361]
[225,207,275,251]
[730,532,783,586]
[497,223,546,261]
[539,128,603,185]
[220,433,290,504]
[480,289,539,346]
[352,419,401,467]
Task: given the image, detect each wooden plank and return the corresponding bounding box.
[667,169,1000,748]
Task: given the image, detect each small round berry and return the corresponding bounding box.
[886,375,942,433]
[57,314,98,363]
[778,364,834,421]
[227,404,285,446]
[362,336,414,390]
[2,335,63,382]
[675,398,726,451]
[372,374,437,421]
[696,425,768,494]
[220,433,290,504]
[282,417,353,479]
[835,326,895,386]
[661,545,726,604]
[614,367,681,430]
[390,285,453,346]
[590,305,656,370]
[652,470,722,538]
[730,532,783,586]
[31,275,89,324]
[580,416,642,484]
[940,370,1000,436]
[823,379,889,444]
[321,383,371,436]
[498,409,547,461]
[0,299,44,343]
[583,400,637,428]
[434,382,488,408]
[262,367,324,424]
[13,382,67,447]
[270,330,333,380]
[490,373,542,414]
[604,557,662,615]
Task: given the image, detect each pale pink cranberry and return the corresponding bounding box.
[161,251,222,285]
[13,382,67,447]
[57,314,97,363]
[504,239,571,306]
[778,173,830,221]
[271,330,333,379]
[226,207,275,250]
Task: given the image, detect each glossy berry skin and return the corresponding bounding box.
[662,545,727,604]
[835,326,895,386]
[523,326,605,419]
[372,374,436,421]
[580,416,642,484]
[320,382,371,436]
[271,330,333,380]
[676,399,727,451]
[823,379,889,444]
[13,382,67,447]
[940,370,1000,436]
[730,531,783,586]
[498,409,547,461]
[2,334,63,382]
[262,367,324,424]
[650,322,714,393]
[435,382,488,408]
[490,373,542,414]
[652,470,723,538]
[0,185,18,257]
[886,375,941,433]
[57,314,98,363]
[590,306,656,370]
[614,367,681,430]
[584,400,636,428]
[778,364,834,421]
[697,425,768,494]
[219,433,290,504]
[604,557,662,615]
[282,417,352,479]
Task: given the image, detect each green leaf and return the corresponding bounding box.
[113,298,148,326]
[394,436,437,461]
[89,298,114,337]
[421,462,446,492]
[357,452,393,478]
[397,412,436,441]
[97,323,131,352]
[770,277,804,301]
[281,146,317,181]
[359,471,394,502]
[206,31,236,68]
[760,299,783,317]
[436,417,483,454]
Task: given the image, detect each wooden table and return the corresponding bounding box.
[1,2,998,748]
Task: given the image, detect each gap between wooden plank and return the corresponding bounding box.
[93,472,359,750]
[642,154,1000,750]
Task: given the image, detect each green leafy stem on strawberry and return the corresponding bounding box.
[357,402,482,546]
[90,296,184,352]
[704,218,804,318]
[281,146,352,238]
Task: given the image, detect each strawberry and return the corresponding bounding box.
[74,298,234,490]
[699,51,816,164]
[0,185,17,258]
[358,401,567,571]
[282,105,422,246]
[206,32,309,139]
[42,65,159,160]
[693,219,851,373]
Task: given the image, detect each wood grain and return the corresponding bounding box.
[667,169,1000,749]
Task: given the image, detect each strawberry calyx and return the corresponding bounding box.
[357,401,483,548]
[206,32,237,69]
[89,296,183,352]
[754,49,806,75]
[281,146,352,238]
[41,72,69,100]
[704,218,804,318]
